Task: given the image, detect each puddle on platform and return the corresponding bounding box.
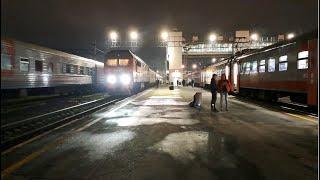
[58,130,135,160]
[105,117,199,126]
[149,131,208,162]
[149,130,238,168]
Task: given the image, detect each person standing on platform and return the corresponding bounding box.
[210,74,218,112]
[217,74,232,111]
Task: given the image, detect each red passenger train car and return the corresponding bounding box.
[104,50,157,95]
[201,31,318,107]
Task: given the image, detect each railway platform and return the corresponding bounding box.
[1,86,318,179]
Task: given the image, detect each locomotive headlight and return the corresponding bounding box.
[107,75,116,84]
[120,74,131,85]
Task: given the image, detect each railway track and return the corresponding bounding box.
[234,95,318,117]
[1,96,126,151]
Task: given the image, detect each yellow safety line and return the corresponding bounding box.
[285,113,318,123]
[1,134,69,179]
[1,88,154,178]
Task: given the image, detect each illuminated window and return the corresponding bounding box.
[35,60,43,72]
[298,59,308,69]
[279,55,288,71]
[268,58,275,72]
[1,54,12,70]
[107,59,117,66]
[298,51,308,59]
[297,51,308,69]
[259,60,265,73]
[119,59,129,66]
[20,58,29,72]
[251,61,257,73]
[279,55,287,62]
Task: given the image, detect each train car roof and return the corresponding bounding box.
[235,30,318,60]
[1,37,103,65]
[201,30,317,70]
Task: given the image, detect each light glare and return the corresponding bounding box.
[287,33,295,39]
[250,33,258,41]
[110,31,118,41]
[107,75,116,84]
[130,31,138,40]
[209,34,217,42]
[161,31,169,41]
[120,74,131,85]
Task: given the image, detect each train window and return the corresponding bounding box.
[297,51,308,69]
[268,58,275,72]
[66,64,71,73]
[279,55,288,71]
[20,58,29,72]
[136,61,142,72]
[119,59,129,66]
[85,67,90,75]
[88,68,92,75]
[62,64,66,73]
[245,62,251,74]
[1,54,12,70]
[259,60,265,73]
[79,66,84,75]
[298,59,308,69]
[298,51,308,59]
[48,63,53,73]
[251,61,257,73]
[35,60,43,72]
[240,63,245,74]
[107,59,117,66]
[279,55,287,62]
[73,65,78,74]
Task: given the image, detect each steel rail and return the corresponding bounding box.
[1,97,124,150]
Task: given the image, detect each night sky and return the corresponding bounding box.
[1,0,318,70]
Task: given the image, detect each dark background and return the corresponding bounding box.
[1,0,318,71]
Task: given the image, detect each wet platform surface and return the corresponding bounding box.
[2,86,318,179]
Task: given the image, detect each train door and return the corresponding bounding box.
[233,63,239,92]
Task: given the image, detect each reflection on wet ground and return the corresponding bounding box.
[150,131,208,162]
[105,117,199,126]
[2,87,317,180]
[103,94,198,127]
[57,130,135,160]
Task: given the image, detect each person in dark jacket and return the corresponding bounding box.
[210,74,218,112]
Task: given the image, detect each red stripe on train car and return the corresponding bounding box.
[307,39,318,106]
[240,81,308,92]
